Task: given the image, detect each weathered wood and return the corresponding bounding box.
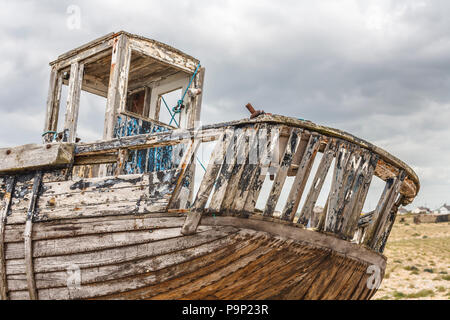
[24,171,42,300]
[231,126,262,212]
[281,133,321,222]
[297,139,336,226]
[104,34,131,140]
[6,226,237,276]
[4,213,185,243]
[6,230,240,292]
[0,143,74,174]
[128,36,198,74]
[0,176,15,300]
[181,130,232,235]
[363,171,405,248]
[243,126,280,213]
[368,170,406,249]
[263,128,301,217]
[331,146,364,235]
[340,152,379,238]
[63,62,84,143]
[208,130,242,212]
[323,141,353,231]
[376,195,404,253]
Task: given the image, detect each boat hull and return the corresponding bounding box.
[3,214,385,300]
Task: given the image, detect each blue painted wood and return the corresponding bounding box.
[113,114,174,174]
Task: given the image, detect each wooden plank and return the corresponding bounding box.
[63,62,84,143]
[181,130,232,235]
[0,176,15,300]
[6,227,237,276]
[243,126,280,213]
[297,139,336,226]
[103,34,131,140]
[6,227,209,260]
[168,139,201,211]
[376,195,404,253]
[263,128,301,217]
[330,146,363,234]
[363,171,405,248]
[128,37,198,74]
[0,143,74,175]
[231,126,262,213]
[24,171,42,300]
[323,141,353,231]
[43,68,58,142]
[4,214,186,243]
[281,133,321,222]
[221,129,255,212]
[208,130,241,212]
[6,230,240,292]
[369,170,406,249]
[340,152,379,238]
[75,126,221,157]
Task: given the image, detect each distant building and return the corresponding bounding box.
[437,204,450,215]
[412,206,431,214]
[397,207,408,215]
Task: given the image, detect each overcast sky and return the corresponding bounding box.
[0,0,449,210]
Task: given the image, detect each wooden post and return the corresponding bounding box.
[0,176,15,300]
[63,62,84,143]
[182,130,232,235]
[363,170,405,248]
[43,68,63,142]
[103,34,131,140]
[24,171,43,300]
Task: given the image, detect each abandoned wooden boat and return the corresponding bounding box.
[0,31,420,300]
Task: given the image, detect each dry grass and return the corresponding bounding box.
[373,215,450,300]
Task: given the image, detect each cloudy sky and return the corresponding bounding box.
[0,0,449,210]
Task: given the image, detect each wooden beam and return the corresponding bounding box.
[0,176,15,300]
[281,133,321,222]
[0,143,74,174]
[63,62,84,143]
[103,34,131,140]
[181,130,232,235]
[24,171,43,300]
[297,139,337,226]
[363,171,405,248]
[263,128,301,217]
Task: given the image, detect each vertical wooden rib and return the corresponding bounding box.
[24,171,43,300]
[0,176,15,300]
[329,147,366,236]
[363,170,405,249]
[64,62,84,143]
[323,141,353,232]
[104,34,130,140]
[369,170,406,250]
[340,152,378,238]
[281,133,321,221]
[243,126,279,214]
[376,194,404,253]
[208,129,243,212]
[168,138,200,211]
[221,129,253,212]
[263,128,302,217]
[231,126,261,213]
[182,130,232,235]
[297,138,336,226]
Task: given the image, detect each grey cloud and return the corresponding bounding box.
[0,0,448,209]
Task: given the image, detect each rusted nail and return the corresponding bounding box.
[6,150,11,155]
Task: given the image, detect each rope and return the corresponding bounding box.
[169,62,201,126]
[161,62,206,172]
